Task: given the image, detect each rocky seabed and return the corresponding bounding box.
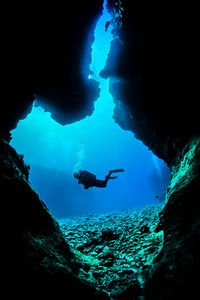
[59,205,163,298]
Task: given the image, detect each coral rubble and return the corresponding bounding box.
[59,205,163,298]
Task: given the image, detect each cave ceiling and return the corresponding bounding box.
[1,0,199,164]
[1,0,103,138]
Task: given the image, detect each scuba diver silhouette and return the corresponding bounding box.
[105,21,110,31]
[73,169,124,189]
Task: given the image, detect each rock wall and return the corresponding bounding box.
[105,1,200,298]
[1,139,108,298]
[1,0,103,141]
[144,137,200,299]
[106,0,199,165]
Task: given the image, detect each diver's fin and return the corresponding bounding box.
[109,169,125,173]
[109,176,117,179]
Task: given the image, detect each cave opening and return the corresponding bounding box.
[8,0,171,294]
[2,1,199,296]
[10,0,170,220]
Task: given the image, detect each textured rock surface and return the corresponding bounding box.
[106,0,199,165]
[144,137,200,299]
[59,205,163,298]
[0,139,109,299]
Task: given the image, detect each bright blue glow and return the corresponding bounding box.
[10,1,170,218]
[90,4,112,76]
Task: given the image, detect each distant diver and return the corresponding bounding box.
[105,21,110,31]
[73,169,125,189]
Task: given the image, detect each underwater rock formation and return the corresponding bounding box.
[0,139,108,298]
[2,136,199,298]
[102,3,200,294]
[1,0,102,141]
[106,0,199,165]
[59,205,163,298]
[144,137,200,299]
[0,0,199,298]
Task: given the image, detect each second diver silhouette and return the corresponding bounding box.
[73,169,125,189]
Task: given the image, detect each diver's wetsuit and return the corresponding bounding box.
[74,169,124,189]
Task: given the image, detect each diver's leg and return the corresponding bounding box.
[94,171,118,188]
[109,169,125,173]
[105,170,118,185]
[105,171,112,184]
[95,180,107,188]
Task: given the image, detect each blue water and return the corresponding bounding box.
[10,1,170,218]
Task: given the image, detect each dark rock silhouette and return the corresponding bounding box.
[0,138,109,298]
[1,0,102,140]
[106,0,200,165]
